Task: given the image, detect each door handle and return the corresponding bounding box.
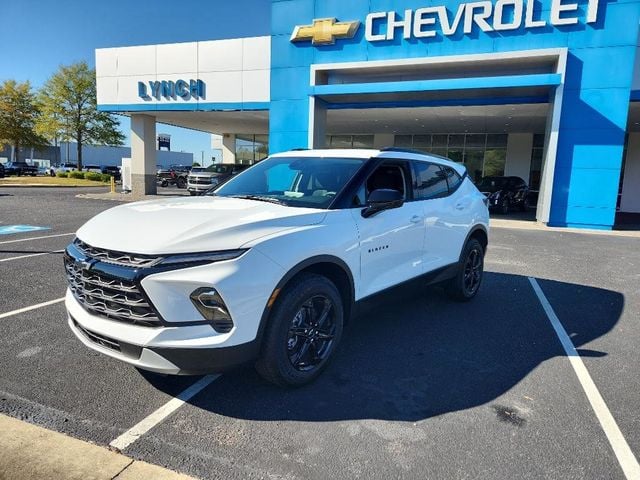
[455,203,465,210]
[410,215,423,223]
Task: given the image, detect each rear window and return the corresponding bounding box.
[443,167,463,192]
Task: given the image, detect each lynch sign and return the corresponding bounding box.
[138,79,205,100]
[365,0,600,42]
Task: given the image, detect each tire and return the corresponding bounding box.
[519,195,530,212]
[160,180,168,187]
[189,191,197,196]
[176,177,186,189]
[446,238,484,302]
[500,197,510,215]
[256,273,344,387]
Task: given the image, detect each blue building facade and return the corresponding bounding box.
[268,0,640,229]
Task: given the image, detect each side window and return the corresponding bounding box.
[364,163,407,201]
[413,162,449,200]
[442,166,463,193]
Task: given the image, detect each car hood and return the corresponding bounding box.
[76,196,327,254]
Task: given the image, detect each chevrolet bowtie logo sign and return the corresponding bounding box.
[290,18,360,45]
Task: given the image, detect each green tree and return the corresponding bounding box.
[0,80,48,162]
[37,62,125,170]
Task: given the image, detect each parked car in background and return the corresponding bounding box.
[101,166,121,181]
[84,165,102,173]
[0,163,5,178]
[157,165,191,188]
[187,163,250,196]
[53,163,77,176]
[3,162,38,176]
[477,176,530,214]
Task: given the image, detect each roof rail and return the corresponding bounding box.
[381,147,454,163]
[380,147,428,156]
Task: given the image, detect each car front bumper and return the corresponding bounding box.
[64,246,286,375]
[67,297,259,375]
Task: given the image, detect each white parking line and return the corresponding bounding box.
[528,277,640,480]
[0,297,66,319]
[109,374,220,451]
[0,250,64,263]
[0,232,74,245]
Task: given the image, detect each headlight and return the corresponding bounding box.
[154,249,248,267]
[210,177,220,186]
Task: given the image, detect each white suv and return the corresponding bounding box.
[64,149,489,386]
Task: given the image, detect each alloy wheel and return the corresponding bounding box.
[286,295,336,372]
[463,247,483,295]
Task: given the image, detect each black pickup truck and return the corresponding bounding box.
[4,162,38,176]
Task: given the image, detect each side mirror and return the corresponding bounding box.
[362,189,404,218]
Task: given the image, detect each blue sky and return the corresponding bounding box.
[0,0,270,163]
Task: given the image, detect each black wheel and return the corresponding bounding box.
[256,273,344,387]
[189,191,197,196]
[446,238,484,302]
[160,179,168,187]
[520,195,530,212]
[176,177,186,188]
[500,197,510,215]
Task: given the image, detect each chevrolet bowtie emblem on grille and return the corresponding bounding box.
[76,258,96,271]
[290,18,360,45]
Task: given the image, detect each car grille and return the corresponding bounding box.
[73,238,161,268]
[64,256,161,327]
[188,176,213,186]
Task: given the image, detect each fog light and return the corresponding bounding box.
[189,287,234,333]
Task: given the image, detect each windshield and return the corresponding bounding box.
[211,156,366,209]
[478,177,509,189]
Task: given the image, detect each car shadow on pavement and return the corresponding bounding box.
[144,272,623,422]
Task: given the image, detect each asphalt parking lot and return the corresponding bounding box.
[1,187,639,479]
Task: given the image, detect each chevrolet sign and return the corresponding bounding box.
[292,0,600,45]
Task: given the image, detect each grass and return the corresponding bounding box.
[0,176,108,187]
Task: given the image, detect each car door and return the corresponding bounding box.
[350,160,426,298]
[411,160,457,271]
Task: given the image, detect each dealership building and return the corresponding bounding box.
[96,0,640,230]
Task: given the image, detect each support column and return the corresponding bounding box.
[620,132,640,213]
[222,134,236,164]
[505,133,534,180]
[131,114,157,196]
[309,97,327,148]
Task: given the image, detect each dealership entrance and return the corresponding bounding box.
[302,49,563,223]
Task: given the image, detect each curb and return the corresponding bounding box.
[0,184,108,188]
[76,192,189,202]
[490,219,640,238]
[0,414,197,480]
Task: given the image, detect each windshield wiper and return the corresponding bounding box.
[231,195,288,205]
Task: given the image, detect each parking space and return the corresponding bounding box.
[0,187,639,479]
